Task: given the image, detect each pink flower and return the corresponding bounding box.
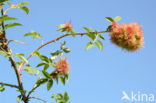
[54,58,69,75]
[64,21,72,32]
[110,22,144,51]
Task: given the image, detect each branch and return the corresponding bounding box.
[0,82,20,89]
[19,30,108,70]
[1,8,27,102]
[27,84,40,98]
[29,97,47,103]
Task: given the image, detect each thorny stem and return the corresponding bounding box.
[19,30,109,71]
[0,82,20,89]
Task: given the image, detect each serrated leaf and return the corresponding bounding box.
[114,16,122,22]
[5,22,22,29]
[86,42,94,50]
[47,79,53,91]
[95,40,103,50]
[63,48,70,53]
[42,70,51,79]
[0,15,17,22]
[105,17,115,23]
[20,6,29,14]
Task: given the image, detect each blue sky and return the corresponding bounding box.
[0,0,156,103]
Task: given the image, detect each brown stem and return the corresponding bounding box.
[1,8,27,102]
[29,97,47,103]
[0,82,20,89]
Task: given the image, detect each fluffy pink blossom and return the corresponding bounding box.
[54,58,69,75]
[110,22,144,51]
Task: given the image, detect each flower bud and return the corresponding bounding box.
[64,21,72,32]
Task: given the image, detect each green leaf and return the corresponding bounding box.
[44,64,49,70]
[83,27,93,33]
[36,62,46,67]
[24,67,37,74]
[0,0,8,3]
[106,25,112,31]
[57,24,65,31]
[0,84,5,92]
[64,92,69,102]
[86,42,94,50]
[7,2,11,6]
[15,53,24,56]
[63,48,70,53]
[87,33,96,42]
[97,33,105,40]
[16,95,21,103]
[105,17,115,23]
[59,77,65,85]
[17,56,28,63]
[0,51,5,55]
[19,6,29,14]
[42,70,51,79]
[24,30,42,39]
[51,50,60,56]
[57,93,64,100]
[36,78,48,85]
[18,2,29,6]
[0,15,17,22]
[47,79,53,91]
[114,16,122,22]
[95,40,103,50]
[5,22,22,29]
[40,55,49,63]
[70,29,76,37]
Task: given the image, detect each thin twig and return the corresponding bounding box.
[29,97,47,103]
[18,30,108,71]
[8,40,28,45]
[0,82,20,89]
[27,84,40,98]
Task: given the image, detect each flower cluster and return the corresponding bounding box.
[54,58,69,75]
[110,22,144,51]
